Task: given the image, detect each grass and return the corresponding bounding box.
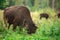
[0,9,60,40]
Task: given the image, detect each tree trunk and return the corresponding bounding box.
[52,0,55,9]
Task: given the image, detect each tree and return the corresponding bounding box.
[52,0,55,9]
[0,0,6,9]
[8,0,15,6]
[55,0,60,11]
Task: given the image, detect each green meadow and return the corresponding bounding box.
[0,8,60,40]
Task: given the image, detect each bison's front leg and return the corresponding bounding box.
[19,25,24,31]
[40,17,42,19]
[19,26,22,31]
[8,23,11,29]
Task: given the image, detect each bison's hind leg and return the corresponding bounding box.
[4,18,8,29]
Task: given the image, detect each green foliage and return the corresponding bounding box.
[0,0,8,10]
[55,0,60,10]
[0,0,6,3]
[0,0,60,11]
[0,9,60,40]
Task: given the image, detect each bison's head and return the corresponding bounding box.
[23,19,37,34]
[26,23,37,34]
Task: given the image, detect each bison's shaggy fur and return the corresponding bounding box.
[40,13,49,19]
[4,6,37,34]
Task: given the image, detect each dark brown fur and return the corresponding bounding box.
[4,6,37,34]
[40,13,49,19]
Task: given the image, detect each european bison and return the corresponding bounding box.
[40,13,49,19]
[57,12,60,18]
[4,6,37,34]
